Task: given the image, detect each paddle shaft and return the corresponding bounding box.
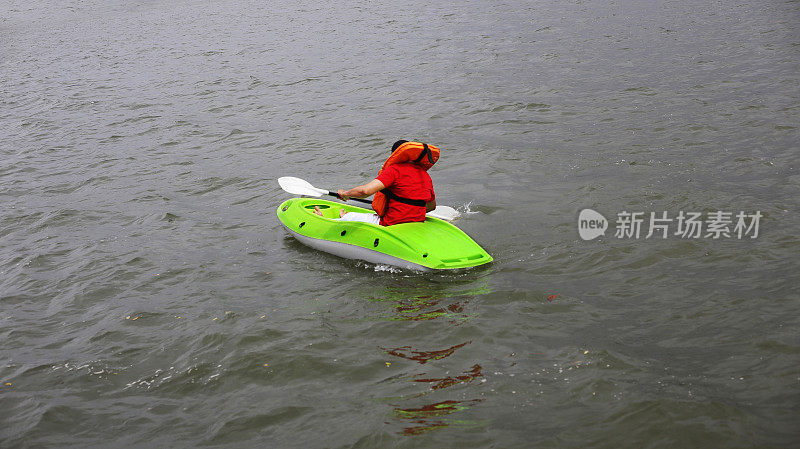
[327,191,372,205]
[327,191,454,221]
[279,177,457,220]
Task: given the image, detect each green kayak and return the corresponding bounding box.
[277,198,493,271]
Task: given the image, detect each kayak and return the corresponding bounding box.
[277,197,493,271]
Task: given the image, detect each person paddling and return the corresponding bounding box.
[313,140,438,226]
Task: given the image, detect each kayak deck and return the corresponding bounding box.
[277,198,492,271]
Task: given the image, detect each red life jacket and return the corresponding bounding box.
[372,142,439,217]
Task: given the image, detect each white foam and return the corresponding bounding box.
[459,201,480,215]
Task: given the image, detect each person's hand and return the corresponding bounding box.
[337,189,350,201]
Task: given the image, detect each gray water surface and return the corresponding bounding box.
[1,0,799,447]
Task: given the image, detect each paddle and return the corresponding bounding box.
[277,176,460,221]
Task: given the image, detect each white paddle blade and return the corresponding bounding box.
[427,205,460,221]
[278,176,329,197]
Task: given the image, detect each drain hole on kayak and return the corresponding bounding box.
[299,222,306,228]
[341,230,346,236]
[422,253,428,258]
[373,238,379,247]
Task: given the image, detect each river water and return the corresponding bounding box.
[1,0,798,447]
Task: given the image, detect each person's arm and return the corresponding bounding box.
[425,198,436,212]
[337,179,385,201]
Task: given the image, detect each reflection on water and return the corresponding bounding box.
[391,399,485,436]
[381,341,471,364]
[366,281,490,324]
[412,364,483,391]
[371,283,490,436]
